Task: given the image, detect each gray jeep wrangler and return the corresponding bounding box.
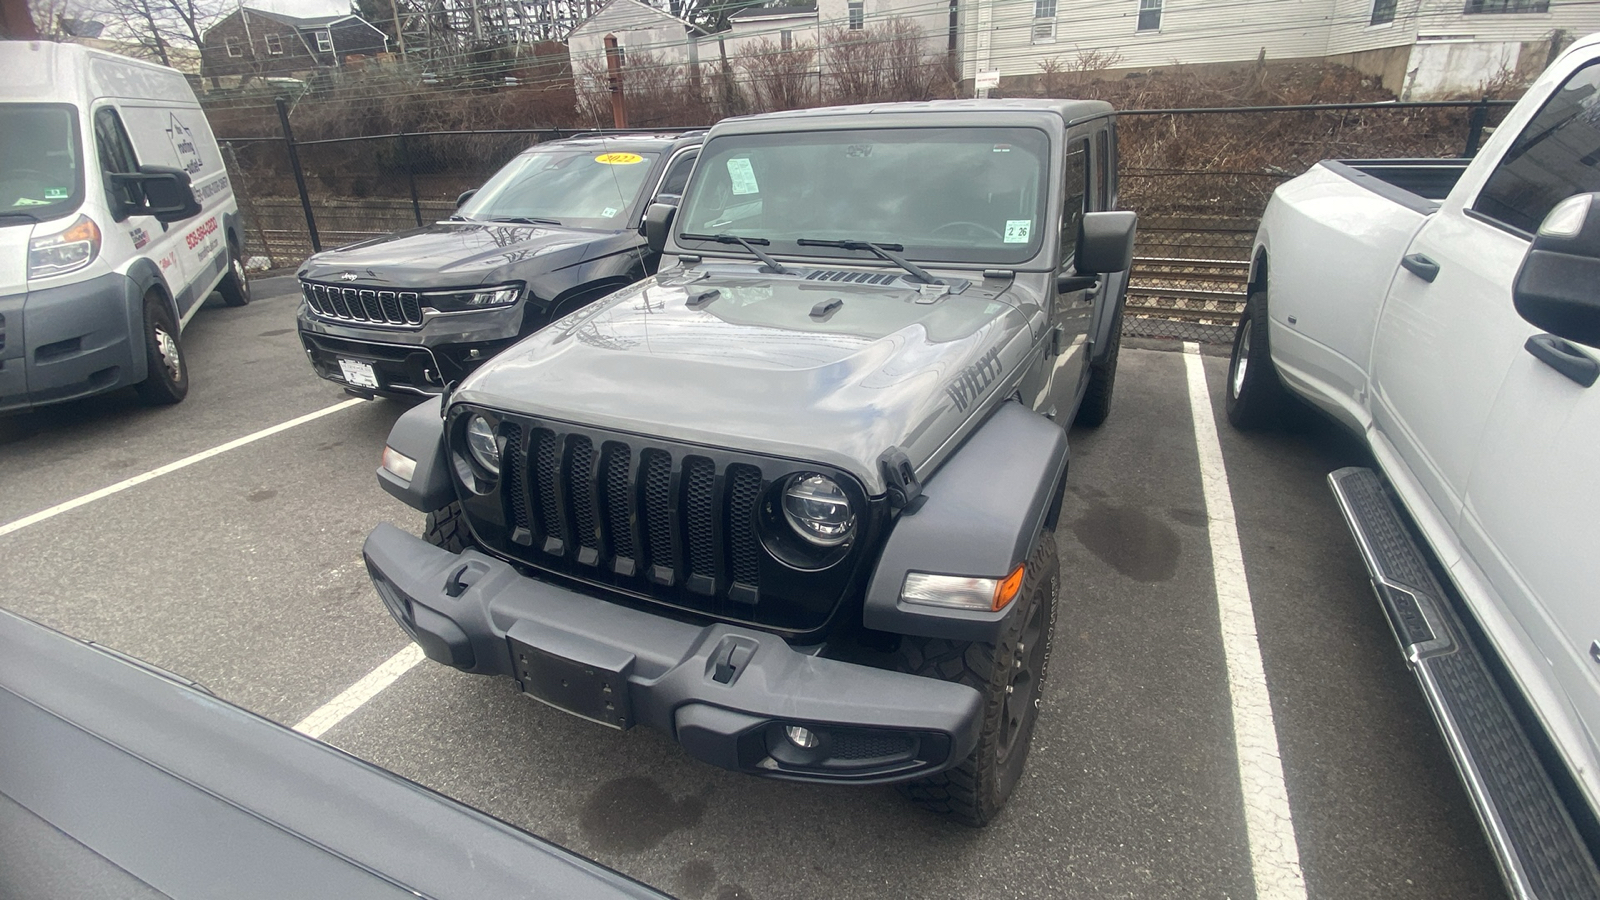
[364,99,1134,826]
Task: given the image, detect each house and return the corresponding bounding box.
[967,0,1600,99]
[200,8,388,81]
[568,0,709,75]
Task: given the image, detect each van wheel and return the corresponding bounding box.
[1074,304,1122,428]
[895,530,1059,827]
[1225,291,1288,429]
[218,238,251,307]
[135,292,188,405]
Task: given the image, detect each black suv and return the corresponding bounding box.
[296,132,703,399]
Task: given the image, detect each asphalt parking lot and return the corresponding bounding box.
[1,276,1509,900]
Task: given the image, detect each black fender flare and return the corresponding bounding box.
[863,401,1069,642]
[376,395,455,513]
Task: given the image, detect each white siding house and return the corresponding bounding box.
[568,0,706,75]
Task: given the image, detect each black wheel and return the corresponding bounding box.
[1225,291,1289,430]
[1074,303,1123,428]
[217,237,251,307]
[896,530,1060,827]
[134,292,188,405]
[423,501,474,553]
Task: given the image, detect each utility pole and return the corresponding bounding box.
[390,0,407,54]
[604,33,628,128]
[0,0,40,38]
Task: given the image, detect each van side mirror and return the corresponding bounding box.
[1514,192,1600,348]
[109,166,201,224]
[456,189,477,208]
[1074,210,1138,275]
[644,202,677,255]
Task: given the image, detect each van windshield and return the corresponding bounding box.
[0,104,83,224]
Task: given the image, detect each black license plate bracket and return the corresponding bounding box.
[507,625,636,731]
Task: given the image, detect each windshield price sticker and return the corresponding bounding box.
[1004,220,1032,243]
[595,152,644,165]
[602,207,618,217]
[727,158,760,195]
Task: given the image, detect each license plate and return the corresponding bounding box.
[338,358,379,389]
[509,634,635,730]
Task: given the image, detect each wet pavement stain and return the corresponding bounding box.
[1071,501,1182,583]
[678,859,717,898]
[1168,506,1209,529]
[246,488,277,503]
[578,776,706,854]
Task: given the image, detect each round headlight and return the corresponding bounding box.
[782,474,855,547]
[465,415,500,476]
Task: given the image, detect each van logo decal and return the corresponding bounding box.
[166,113,203,175]
[129,226,150,250]
[339,272,360,282]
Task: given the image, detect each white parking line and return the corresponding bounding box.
[0,398,367,539]
[294,643,424,738]
[1182,342,1308,900]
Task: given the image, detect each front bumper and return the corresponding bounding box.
[363,523,983,784]
[0,273,143,415]
[297,307,520,396]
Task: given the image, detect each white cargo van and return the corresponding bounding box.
[0,41,249,412]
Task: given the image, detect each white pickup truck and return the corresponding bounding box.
[1230,34,1600,900]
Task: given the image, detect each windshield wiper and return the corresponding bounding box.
[795,237,940,285]
[489,215,562,226]
[679,232,794,275]
[0,211,40,224]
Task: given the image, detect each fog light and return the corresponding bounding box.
[785,725,819,749]
[381,445,417,482]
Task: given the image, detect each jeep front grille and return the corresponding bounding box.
[301,281,423,327]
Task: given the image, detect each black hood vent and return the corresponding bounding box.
[805,269,900,285]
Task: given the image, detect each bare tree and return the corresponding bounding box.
[85,0,229,67]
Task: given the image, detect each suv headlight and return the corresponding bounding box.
[423,284,523,313]
[465,414,500,475]
[782,474,855,546]
[28,214,101,279]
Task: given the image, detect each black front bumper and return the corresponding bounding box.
[363,524,983,784]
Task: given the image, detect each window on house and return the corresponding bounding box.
[1464,0,1549,11]
[848,0,863,30]
[224,36,242,57]
[1137,0,1161,31]
[1033,0,1056,42]
[781,29,793,50]
[316,30,333,52]
[265,33,284,55]
[1370,0,1397,24]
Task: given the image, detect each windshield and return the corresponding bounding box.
[457,147,660,229]
[0,103,83,224]
[676,127,1051,265]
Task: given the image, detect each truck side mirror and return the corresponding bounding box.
[110,166,201,224]
[456,189,477,208]
[1514,192,1600,348]
[1074,210,1138,275]
[644,202,677,255]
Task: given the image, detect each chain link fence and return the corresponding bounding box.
[218,99,1513,343]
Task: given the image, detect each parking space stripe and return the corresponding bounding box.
[1182,342,1308,900]
[294,644,424,738]
[0,398,367,539]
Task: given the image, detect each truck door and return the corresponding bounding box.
[93,105,190,303]
[116,102,221,323]
[1046,135,1094,420]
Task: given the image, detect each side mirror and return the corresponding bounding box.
[644,202,677,255]
[110,166,201,224]
[1514,192,1600,348]
[456,189,477,208]
[1074,210,1138,275]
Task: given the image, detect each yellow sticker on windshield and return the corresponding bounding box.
[595,152,644,165]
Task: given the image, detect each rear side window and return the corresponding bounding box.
[1474,61,1600,235]
[657,150,697,198]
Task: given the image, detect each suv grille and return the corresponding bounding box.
[454,413,873,633]
[301,281,423,327]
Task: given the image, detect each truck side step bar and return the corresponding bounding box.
[1328,467,1600,900]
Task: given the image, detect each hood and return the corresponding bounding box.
[297,221,604,288]
[453,264,1044,493]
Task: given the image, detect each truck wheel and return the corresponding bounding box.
[217,238,251,307]
[896,530,1060,827]
[134,292,188,406]
[1225,291,1287,429]
[1074,305,1122,428]
[423,501,474,553]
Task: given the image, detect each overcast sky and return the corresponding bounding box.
[247,0,353,19]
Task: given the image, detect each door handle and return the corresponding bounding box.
[1400,253,1440,283]
[1525,334,1599,388]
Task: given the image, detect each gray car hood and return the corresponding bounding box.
[453,264,1042,494]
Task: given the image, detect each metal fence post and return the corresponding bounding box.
[275,96,321,254]
[399,132,423,227]
[1464,97,1490,158]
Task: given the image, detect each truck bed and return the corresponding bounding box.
[1321,158,1473,213]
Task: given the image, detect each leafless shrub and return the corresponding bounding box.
[737,37,817,112]
[821,19,953,105]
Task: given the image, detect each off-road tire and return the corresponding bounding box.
[423,501,474,553]
[134,292,188,405]
[217,238,251,307]
[1074,303,1123,428]
[1225,291,1289,430]
[896,530,1061,827]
